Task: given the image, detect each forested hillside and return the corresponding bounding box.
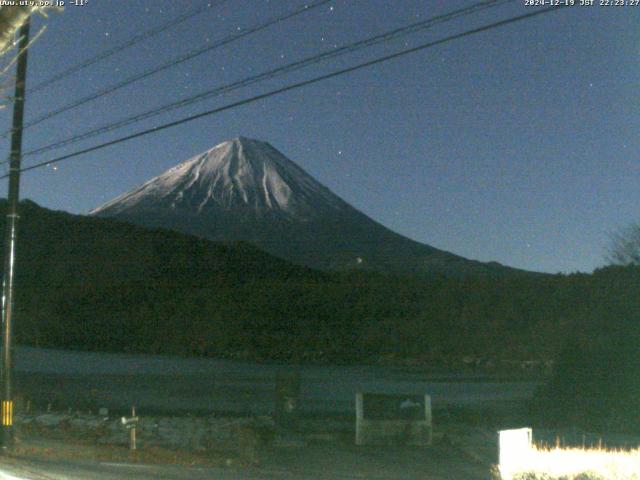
[1,201,636,368]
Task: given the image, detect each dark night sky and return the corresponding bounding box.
[0,0,638,274]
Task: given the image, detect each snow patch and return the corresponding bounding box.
[91,137,347,219]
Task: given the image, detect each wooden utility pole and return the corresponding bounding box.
[1,16,30,450]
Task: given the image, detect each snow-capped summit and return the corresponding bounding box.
[91,137,346,219]
[92,137,516,276]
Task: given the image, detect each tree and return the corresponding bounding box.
[607,222,640,266]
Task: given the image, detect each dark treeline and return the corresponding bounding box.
[531,266,640,432]
[1,201,638,372]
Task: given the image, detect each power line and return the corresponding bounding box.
[22,0,513,158]
[1,0,331,138]
[2,5,567,180]
[28,1,227,94]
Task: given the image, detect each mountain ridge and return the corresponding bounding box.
[92,137,526,276]
[92,137,347,218]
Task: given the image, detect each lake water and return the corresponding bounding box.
[10,347,536,415]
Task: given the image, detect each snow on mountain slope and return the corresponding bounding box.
[92,137,347,219]
[92,137,519,276]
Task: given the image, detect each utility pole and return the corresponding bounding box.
[1,17,30,450]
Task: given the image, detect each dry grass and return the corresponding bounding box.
[498,445,640,480]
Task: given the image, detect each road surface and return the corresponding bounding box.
[0,442,492,479]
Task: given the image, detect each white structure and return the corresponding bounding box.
[355,392,432,446]
[498,427,533,479]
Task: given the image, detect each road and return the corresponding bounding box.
[0,459,286,480]
[0,442,492,479]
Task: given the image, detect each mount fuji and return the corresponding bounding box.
[91,137,515,276]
